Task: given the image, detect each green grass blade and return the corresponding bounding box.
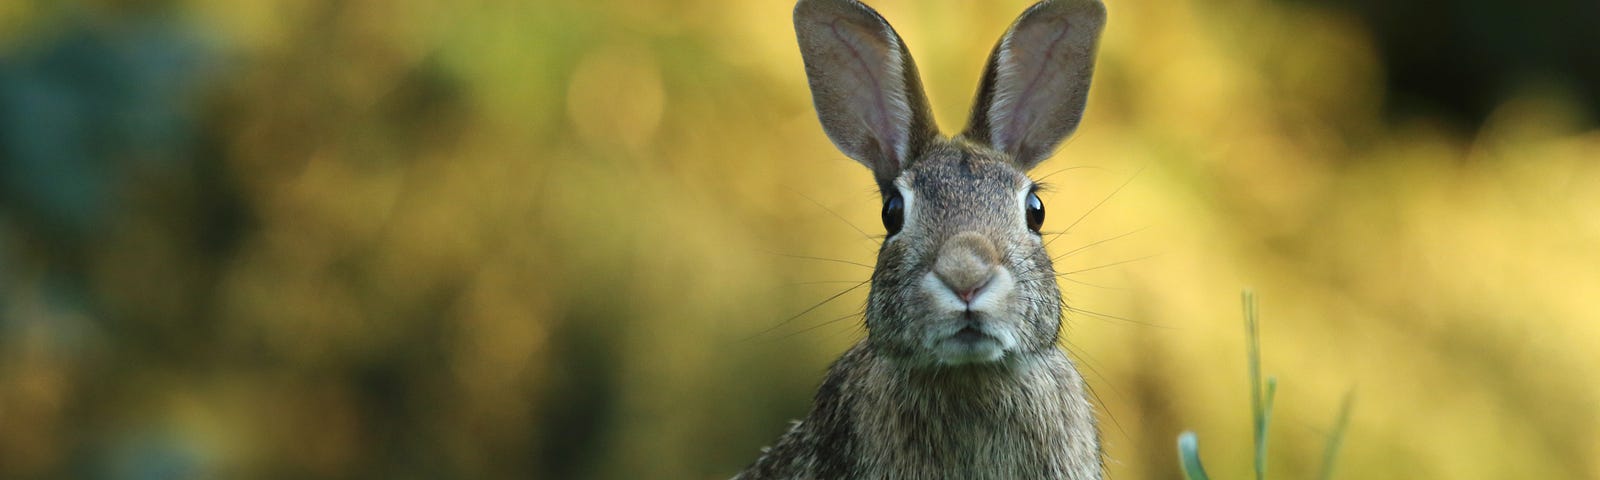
[1177,291,1350,480]
[1259,375,1276,479]
[1243,289,1268,480]
[1177,431,1212,480]
[1318,390,1357,480]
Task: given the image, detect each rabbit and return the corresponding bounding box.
[734,0,1108,479]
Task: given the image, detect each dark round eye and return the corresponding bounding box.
[1025,190,1045,233]
[882,192,905,236]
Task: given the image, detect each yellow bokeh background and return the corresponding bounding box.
[0,0,1596,478]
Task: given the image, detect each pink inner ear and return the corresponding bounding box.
[991,16,1075,156]
[827,18,905,163]
[815,11,912,166]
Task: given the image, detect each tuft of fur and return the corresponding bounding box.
[743,0,1108,478]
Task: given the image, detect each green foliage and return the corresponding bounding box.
[1176,432,1211,480]
[1178,291,1354,480]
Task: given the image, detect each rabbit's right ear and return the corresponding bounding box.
[794,0,939,187]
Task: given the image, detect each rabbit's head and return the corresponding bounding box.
[795,0,1105,367]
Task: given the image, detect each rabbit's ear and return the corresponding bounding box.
[795,0,939,185]
[961,0,1105,170]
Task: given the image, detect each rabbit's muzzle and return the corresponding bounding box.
[920,231,1022,365]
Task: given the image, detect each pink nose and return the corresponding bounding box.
[950,279,991,304]
[933,232,1000,305]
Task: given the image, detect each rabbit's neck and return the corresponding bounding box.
[732,343,1101,479]
[845,344,1103,479]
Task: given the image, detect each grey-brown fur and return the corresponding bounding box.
[738,0,1107,478]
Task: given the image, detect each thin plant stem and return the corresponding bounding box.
[1319,391,1357,480]
[1244,289,1269,480]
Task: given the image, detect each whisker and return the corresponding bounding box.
[1084,379,1128,442]
[1032,165,1105,184]
[1057,254,1160,276]
[1052,226,1149,262]
[741,279,871,342]
[823,320,868,343]
[790,189,880,246]
[788,280,871,287]
[775,308,867,341]
[1060,337,1131,441]
[1058,276,1127,291]
[755,279,869,298]
[1064,304,1174,329]
[767,251,875,269]
[1046,166,1144,248]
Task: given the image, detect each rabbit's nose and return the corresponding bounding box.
[934,232,1000,304]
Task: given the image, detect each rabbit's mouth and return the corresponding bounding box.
[953,325,987,343]
[926,317,1019,365]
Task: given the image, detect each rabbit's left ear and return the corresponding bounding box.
[962,0,1106,170]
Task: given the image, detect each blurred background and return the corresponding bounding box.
[0,0,1596,478]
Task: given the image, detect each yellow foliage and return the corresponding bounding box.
[0,0,1595,478]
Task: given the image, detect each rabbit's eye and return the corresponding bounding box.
[1025,191,1045,233]
[882,192,905,236]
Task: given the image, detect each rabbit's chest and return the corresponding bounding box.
[856,420,1094,479]
[853,389,1099,479]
